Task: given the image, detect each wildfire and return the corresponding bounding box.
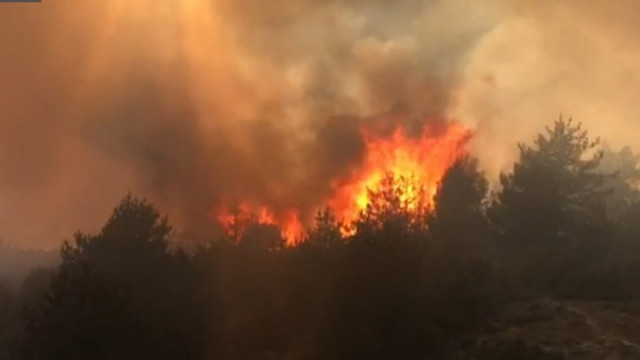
[329,122,472,227]
[215,204,304,246]
[214,121,472,245]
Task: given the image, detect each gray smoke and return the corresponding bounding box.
[1,0,638,248]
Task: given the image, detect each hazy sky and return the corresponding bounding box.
[1,0,639,248]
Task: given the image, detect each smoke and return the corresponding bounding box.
[0,0,638,248]
[453,0,640,179]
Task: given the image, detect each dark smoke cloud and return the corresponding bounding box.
[0,0,498,247]
[11,0,639,248]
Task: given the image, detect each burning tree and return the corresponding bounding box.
[214,120,472,244]
[351,172,430,238]
[306,208,343,249]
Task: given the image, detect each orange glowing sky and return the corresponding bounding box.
[1,0,640,248]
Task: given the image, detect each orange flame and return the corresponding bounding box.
[214,121,471,244]
[215,204,304,246]
[329,122,472,227]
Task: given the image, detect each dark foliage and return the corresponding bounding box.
[491,118,618,294]
[3,118,640,359]
[17,195,210,360]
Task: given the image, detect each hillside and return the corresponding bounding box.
[456,300,640,359]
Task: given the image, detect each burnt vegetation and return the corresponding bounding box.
[2,118,640,359]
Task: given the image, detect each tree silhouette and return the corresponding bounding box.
[492,117,614,292]
[20,195,209,360]
[10,118,640,359]
[305,208,343,249]
[429,156,491,257]
[353,172,429,239]
[493,117,611,242]
[20,261,139,360]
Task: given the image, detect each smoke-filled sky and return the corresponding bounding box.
[1,0,639,248]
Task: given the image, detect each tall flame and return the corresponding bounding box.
[329,122,472,227]
[215,121,472,245]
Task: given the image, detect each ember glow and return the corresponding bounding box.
[215,120,472,244]
[215,204,304,245]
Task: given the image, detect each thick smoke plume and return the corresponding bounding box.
[0,0,638,247]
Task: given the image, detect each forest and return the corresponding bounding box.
[2,118,640,359]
